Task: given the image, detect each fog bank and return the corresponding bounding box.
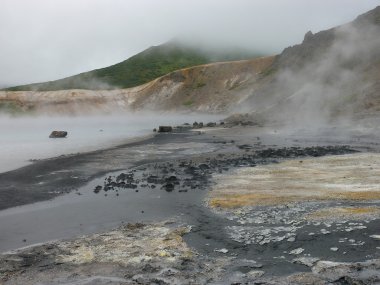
[0,113,221,173]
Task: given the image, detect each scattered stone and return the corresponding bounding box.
[247,270,265,278]
[330,247,339,252]
[289,248,305,255]
[93,185,102,194]
[158,126,173,133]
[206,122,217,127]
[293,257,320,267]
[214,248,229,254]
[147,175,160,184]
[321,229,331,234]
[163,183,174,192]
[165,176,178,183]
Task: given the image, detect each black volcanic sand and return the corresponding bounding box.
[0,125,376,211]
[95,144,380,276]
[1,125,380,283]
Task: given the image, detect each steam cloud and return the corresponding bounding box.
[239,14,380,128]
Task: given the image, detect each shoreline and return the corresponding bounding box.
[0,131,167,211]
[1,125,380,284]
[0,132,156,176]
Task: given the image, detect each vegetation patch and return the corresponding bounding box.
[6,42,261,91]
[183,100,194,107]
[260,66,277,77]
[196,82,206,88]
[0,100,27,115]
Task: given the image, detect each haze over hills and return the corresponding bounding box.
[0,6,379,124]
[0,56,274,114]
[5,40,263,92]
[232,5,380,125]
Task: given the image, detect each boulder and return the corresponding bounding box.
[49,131,67,138]
[158,126,173,133]
[163,183,174,192]
[192,121,203,129]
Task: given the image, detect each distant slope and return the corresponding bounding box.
[6,41,262,92]
[228,5,380,125]
[2,6,379,121]
[0,57,275,115]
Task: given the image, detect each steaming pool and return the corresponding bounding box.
[0,114,221,173]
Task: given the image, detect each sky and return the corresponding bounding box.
[0,0,379,87]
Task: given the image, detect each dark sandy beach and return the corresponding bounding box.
[1,125,380,284]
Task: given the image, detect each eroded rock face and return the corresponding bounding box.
[49,131,68,138]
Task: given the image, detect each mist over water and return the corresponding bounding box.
[0,113,221,173]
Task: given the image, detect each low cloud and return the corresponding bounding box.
[241,14,380,128]
[0,0,378,87]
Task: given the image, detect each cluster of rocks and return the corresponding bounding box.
[94,145,357,195]
[228,204,373,243]
[224,112,264,127]
[94,160,213,194]
[226,204,306,246]
[153,121,224,133]
[191,121,224,129]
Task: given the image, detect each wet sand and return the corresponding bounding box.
[1,125,380,284]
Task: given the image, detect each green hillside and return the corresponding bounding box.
[6,41,262,91]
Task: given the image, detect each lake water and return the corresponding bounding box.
[0,113,221,173]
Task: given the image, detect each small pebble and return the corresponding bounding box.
[215,248,229,254]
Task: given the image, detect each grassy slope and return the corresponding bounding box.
[6,42,262,91]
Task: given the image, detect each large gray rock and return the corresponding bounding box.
[158,126,173,133]
[49,131,68,138]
